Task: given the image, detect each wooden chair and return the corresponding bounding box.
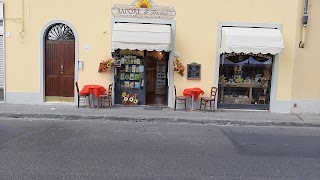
[258,96,267,104]
[174,85,187,111]
[98,83,113,108]
[75,82,90,108]
[200,87,218,111]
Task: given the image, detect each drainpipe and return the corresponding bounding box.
[299,0,309,48]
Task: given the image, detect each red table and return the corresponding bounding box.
[80,85,106,97]
[183,87,204,111]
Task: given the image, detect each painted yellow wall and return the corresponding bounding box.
[4,0,113,91]
[171,0,298,100]
[4,0,299,101]
[292,0,320,100]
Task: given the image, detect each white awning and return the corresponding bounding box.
[112,23,171,52]
[0,2,3,20]
[221,27,284,55]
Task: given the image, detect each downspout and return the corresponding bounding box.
[299,0,308,48]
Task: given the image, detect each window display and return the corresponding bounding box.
[118,55,144,90]
[218,53,273,109]
[113,50,146,105]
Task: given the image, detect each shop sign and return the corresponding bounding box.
[112,0,176,20]
[187,63,201,80]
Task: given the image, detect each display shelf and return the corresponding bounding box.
[117,55,144,90]
[113,52,146,105]
[155,61,166,95]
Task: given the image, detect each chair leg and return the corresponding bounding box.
[210,101,212,111]
[100,98,103,108]
[184,99,187,111]
[88,97,91,108]
[200,99,202,110]
[174,99,176,111]
[204,101,207,112]
[77,96,80,108]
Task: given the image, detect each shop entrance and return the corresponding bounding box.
[44,24,75,102]
[218,53,273,110]
[113,49,168,106]
[145,51,168,106]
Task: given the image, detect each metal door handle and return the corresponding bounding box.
[61,65,64,74]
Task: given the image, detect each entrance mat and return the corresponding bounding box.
[144,106,163,110]
[45,96,74,102]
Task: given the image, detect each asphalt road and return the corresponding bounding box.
[0,118,320,180]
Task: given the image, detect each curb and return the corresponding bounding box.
[1,113,320,128]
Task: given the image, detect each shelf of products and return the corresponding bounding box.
[113,52,146,105]
[118,56,144,90]
[155,61,166,95]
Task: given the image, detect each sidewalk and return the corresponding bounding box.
[0,103,320,127]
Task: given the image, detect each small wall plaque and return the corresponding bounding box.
[187,62,201,80]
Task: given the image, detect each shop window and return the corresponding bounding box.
[0,89,3,101]
[113,49,145,105]
[113,49,169,106]
[218,53,273,110]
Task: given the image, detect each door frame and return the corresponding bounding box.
[40,20,79,104]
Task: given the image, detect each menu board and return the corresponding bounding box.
[187,63,201,80]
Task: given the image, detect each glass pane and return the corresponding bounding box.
[46,24,75,41]
[113,49,145,105]
[0,88,3,101]
[218,53,273,110]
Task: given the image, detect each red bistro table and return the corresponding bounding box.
[80,85,106,107]
[183,87,204,111]
[80,85,106,97]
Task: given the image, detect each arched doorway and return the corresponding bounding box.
[45,24,75,102]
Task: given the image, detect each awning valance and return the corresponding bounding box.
[220,27,284,55]
[112,23,171,52]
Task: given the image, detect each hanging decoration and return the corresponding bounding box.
[223,52,272,60]
[122,92,139,105]
[173,56,185,76]
[98,57,115,72]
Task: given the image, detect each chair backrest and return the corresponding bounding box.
[108,83,113,96]
[210,87,218,99]
[75,82,80,95]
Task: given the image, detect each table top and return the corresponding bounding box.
[80,84,106,97]
[183,87,204,101]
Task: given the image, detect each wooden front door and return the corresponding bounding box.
[45,40,75,98]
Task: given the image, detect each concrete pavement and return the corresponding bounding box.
[0,103,319,127]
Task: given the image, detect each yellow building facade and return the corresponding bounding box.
[1,0,319,114]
